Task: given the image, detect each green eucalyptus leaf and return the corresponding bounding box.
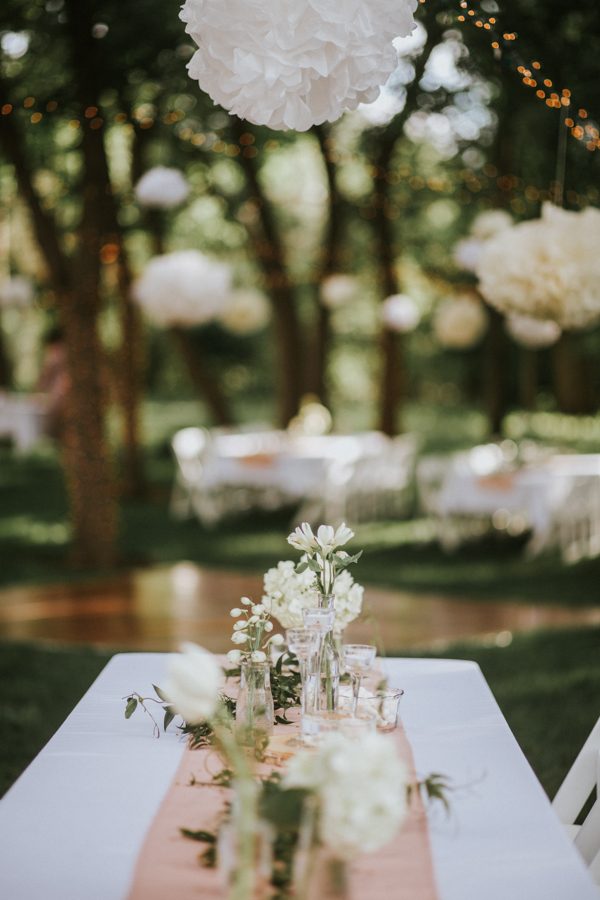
[125,697,138,719]
[153,684,168,702]
[295,561,308,574]
[163,708,175,732]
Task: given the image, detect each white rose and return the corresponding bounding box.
[163,643,223,724]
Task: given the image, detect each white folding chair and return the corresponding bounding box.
[170,427,212,521]
[553,716,600,883]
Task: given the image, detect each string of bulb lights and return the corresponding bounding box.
[0,0,598,158]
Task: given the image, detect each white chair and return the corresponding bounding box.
[170,427,215,522]
[553,716,600,883]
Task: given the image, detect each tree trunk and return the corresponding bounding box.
[230,120,303,425]
[374,167,404,436]
[484,308,507,438]
[0,67,118,569]
[0,319,12,388]
[519,348,538,411]
[309,125,343,403]
[552,334,591,414]
[171,327,231,426]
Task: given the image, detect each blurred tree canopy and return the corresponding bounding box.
[1,0,599,566]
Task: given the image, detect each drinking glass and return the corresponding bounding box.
[341,644,376,716]
[286,628,318,714]
[303,605,336,712]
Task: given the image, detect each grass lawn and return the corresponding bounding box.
[2,444,600,604]
[1,626,598,799]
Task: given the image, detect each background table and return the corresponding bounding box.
[0,653,597,900]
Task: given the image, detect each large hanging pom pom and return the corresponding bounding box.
[434,294,488,350]
[132,250,231,328]
[134,167,189,209]
[381,294,421,333]
[219,288,270,335]
[505,314,561,349]
[477,204,600,330]
[180,0,418,132]
[0,275,34,308]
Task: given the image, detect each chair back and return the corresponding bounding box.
[553,716,600,864]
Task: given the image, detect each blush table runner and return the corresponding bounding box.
[127,717,439,900]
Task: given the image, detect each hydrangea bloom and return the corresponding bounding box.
[262,559,363,633]
[284,731,408,856]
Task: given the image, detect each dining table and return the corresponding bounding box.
[0,652,597,900]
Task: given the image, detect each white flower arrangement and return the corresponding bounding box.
[134,166,189,209]
[263,560,363,634]
[433,294,488,350]
[180,0,417,132]
[132,250,232,328]
[381,294,421,333]
[218,288,270,335]
[162,642,224,724]
[283,731,408,857]
[227,595,284,667]
[476,203,600,330]
[505,314,561,349]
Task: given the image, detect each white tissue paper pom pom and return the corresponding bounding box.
[434,294,488,350]
[132,250,231,328]
[477,204,600,330]
[505,314,561,349]
[0,275,34,308]
[134,166,189,209]
[180,0,418,132]
[319,274,359,309]
[219,289,270,335]
[381,294,421,333]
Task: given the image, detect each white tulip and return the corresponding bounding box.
[227,649,242,665]
[252,604,265,615]
[163,643,223,725]
[230,608,242,618]
[233,621,247,631]
[241,596,253,606]
[250,650,267,663]
[264,621,274,632]
[269,633,285,645]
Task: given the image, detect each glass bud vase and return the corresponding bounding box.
[235,660,274,748]
[315,593,340,713]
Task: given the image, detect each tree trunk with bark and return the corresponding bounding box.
[230,120,303,425]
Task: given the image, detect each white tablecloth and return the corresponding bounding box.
[0,653,596,900]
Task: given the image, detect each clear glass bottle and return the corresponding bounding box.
[304,593,340,713]
[235,660,274,747]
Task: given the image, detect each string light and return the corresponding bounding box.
[456,0,599,151]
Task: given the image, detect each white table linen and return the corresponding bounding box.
[0,653,596,900]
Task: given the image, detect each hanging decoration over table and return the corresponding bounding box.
[505,314,561,349]
[179,0,418,132]
[434,294,488,350]
[218,288,270,335]
[381,294,421,333]
[134,167,190,209]
[132,250,231,327]
[453,209,513,274]
[0,275,34,308]
[319,274,359,309]
[477,203,600,330]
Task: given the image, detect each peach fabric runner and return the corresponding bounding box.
[127,721,439,900]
